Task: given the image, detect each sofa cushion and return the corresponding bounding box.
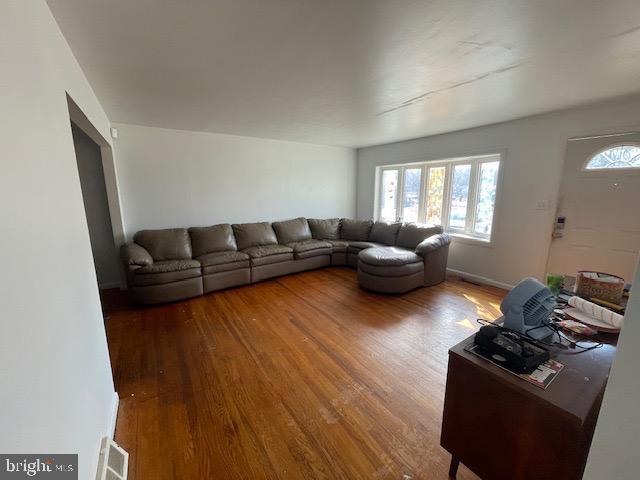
[272,217,312,244]
[203,261,249,275]
[358,246,422,266]
[368,221,402,245]
[296,249,332,259]
[232,222,278,250]
[286,239,332,253]
[307,218,341,240]
[197,251,249,267]
[189,224,237,257]
[243,244,293,258]
[325,239,349,252]
[132,269,202,287]
[287,239,332,259]
[347,241,383,253]
[243,244,293,267]
[197,250,250,275]
[133,228,192,261]
[133,259,201,287]
[396,223,444,250]
[358,260,424,278]
[135,259,200,274]
[251,253,294,266]
[341,219,373,241]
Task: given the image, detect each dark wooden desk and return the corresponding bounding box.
[441,333,616,480]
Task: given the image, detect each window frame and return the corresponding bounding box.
[424,163,450,227]
[582,143,640,172]
[375,153,503,243]
[377,166,401,222]
[399,166,426,224]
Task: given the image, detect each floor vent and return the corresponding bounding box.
[96,437,128,480]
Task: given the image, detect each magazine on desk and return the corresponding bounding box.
[464,343,564,390]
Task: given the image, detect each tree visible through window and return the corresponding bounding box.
[426,167,445,224]
[474,161,499,235]
[585,145,640,170]
[449,164,471,229]
[376,154,501,241]
[402,168,422,223]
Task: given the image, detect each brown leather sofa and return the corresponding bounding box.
[121,218,451,304]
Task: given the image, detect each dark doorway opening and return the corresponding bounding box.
[71,121,121,289]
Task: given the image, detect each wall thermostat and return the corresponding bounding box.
[553,216,566,238]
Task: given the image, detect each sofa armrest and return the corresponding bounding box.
[415,233,451,287]
[415,233,451,256]
[121,242,153,267]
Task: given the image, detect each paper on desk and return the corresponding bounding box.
[566,296,624,331]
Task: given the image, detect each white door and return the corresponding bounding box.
[547,135,640,283]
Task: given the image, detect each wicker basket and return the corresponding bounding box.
[575,271,625,304]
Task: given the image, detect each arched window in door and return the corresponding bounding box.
[584,144,640,170]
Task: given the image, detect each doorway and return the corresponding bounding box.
[71,122,121,289]
[66,94,126,298]
[547,134,640,284]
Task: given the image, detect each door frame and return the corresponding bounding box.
[67,94,126,288]
[546,132,640,281]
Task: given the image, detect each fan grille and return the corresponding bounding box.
[522,289,555,325]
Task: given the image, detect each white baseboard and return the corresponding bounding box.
[447,268,513,291]
[108,392,120,440]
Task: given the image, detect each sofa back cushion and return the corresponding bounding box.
[133,228,192,261]
[368,221,402,245]
[272,217,312,244]
[232,222,278,250]
[188,224,237,257]
[340,219,373,241]
[396,223,444,249]
[307,218,341,240]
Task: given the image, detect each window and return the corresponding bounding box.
[425,166,445,224]
[585,144,640,170]
[449,164,471,229]
[376,154,501,241]
[401,168,422,223]
[379,169,399,222]
[474,161,500,235]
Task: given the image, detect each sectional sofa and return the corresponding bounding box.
[120,217,451,304]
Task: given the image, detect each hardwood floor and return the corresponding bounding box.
[104,268,505,479]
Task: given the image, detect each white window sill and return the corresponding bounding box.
[448,231,494,247]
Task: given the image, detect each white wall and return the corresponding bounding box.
[357,95,640,287]
[0,2,116,479]
[584,257,640,479]
[113,123,356,237]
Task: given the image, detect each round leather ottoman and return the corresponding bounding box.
[357,247,424,294]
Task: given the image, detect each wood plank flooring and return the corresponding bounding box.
[104,268,505,479]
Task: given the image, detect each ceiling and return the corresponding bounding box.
[47,0,640,148]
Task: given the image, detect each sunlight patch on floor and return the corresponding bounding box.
[463,293,501,320]
[456,318,476,330]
